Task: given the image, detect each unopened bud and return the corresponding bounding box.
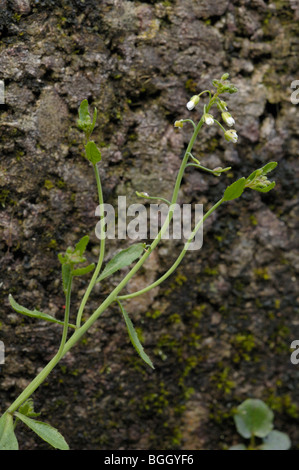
[222,112,235,127]
[221,73,230,81]
[174,120,184,128]
[203,113,214,126]
[213,167,222,176]
[224,129,238,143]
[186,95,200,111]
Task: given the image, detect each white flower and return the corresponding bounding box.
[186,95,199,111]
[222,112,235,127]
[203,113,214,126]
[224,129,238,143]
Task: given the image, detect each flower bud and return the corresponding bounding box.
[221,73,230,80]
[213,167,222,176]
[222,111,235,127]
[224,129,238,143]
[217,100,228,111]
[186,95,200,110]
[174,120,184,128]
[203,113,214,126]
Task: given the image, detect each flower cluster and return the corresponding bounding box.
[245,163,277,193]
[178,73,239,144]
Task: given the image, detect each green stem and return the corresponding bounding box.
[214,119,226,133]
[6,99,214,415]
[186,163,222,176]
[249,434,256,449]
[76,163,105,328]
[197,90,212,99]
[117,198,224,300]
[179,119,196,130]
[136,193,171,206]
[57,274,72,358]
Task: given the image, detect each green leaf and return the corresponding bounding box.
[260,161,278,175]
[58,236,90,268]
[62,264,72,295]
[74,235,89,256]
[96,243,145,282]
[260,430,291,450]
[234,399,274,439]
[253,181,276,193]
[246,168,261,183]
[9,295,76,329]
[58,252,67,265]
[14,413,69,450]
[72,263,95,276]
[118,301,154,369]
[77,100,97,137]
[0,413,19,450]
[78,99,90,123]
[90,107,97,134]
[18,399,40,418]
[223,177,246,201]
[246,162,277,183]
[212,79,220,87]
[85,141,102,164]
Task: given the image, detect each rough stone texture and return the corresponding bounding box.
[0,0,299,451]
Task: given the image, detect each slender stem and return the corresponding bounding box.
[186,163,221,176]
[197,90,212,99]
[214,119,226,133]
[206,91,219,112]
[136,193,171,206]
[249,434,256,449]
[76,163,105,328]
[117,198,224,300]
[179,119,196,130]
[57,274,72,358]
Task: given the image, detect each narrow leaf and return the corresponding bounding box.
[72,263,95,276]
[61,264,72,295]
[223,177,246,201]
[90,107,97,134]
[0,413,19,450]
[78,99,90,123]
[96,243,145,282]
[246,162,277,183]
[18,399,40,418]
[253,181,276,193]
[85,141,102,164]
[9,295,75,329]
[260,161,278,175]
[14,413,69,450]
[74,235,89,256]
[246,168,260,183]
[118,301,154,369]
